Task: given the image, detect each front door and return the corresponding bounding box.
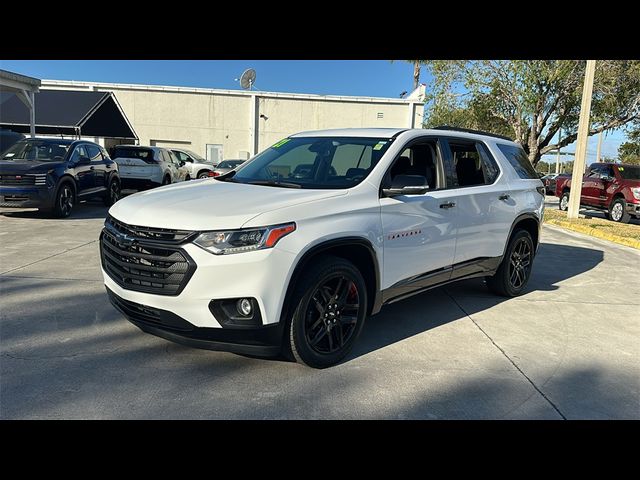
[379,138,458,291]
[440,138,514,264]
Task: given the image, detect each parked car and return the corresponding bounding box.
[0,128,25,155]
[110,145,183,190]
[541,173,560,195]
[555,162,640,223]
[170,148,217,180]
[0,138,120,217]
[101,127,544,368]
[212,159,246,177]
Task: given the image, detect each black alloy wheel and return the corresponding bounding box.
[508,236,532,290]
[304,275,360,355]
[53,183,74,218]
[104,180,120,206]
[486,229,534,297]
[288,256,367,368]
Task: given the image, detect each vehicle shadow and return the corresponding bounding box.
[348,242,604,362]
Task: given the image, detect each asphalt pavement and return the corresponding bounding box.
[1,200,638,419]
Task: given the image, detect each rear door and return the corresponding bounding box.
[581,165,603,206]
[440,138,514,264]
[86,144,107,192]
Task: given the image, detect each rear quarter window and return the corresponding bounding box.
[496,143,539,179]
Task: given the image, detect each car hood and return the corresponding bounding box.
[108,179,347,230]
[0,160,64,174]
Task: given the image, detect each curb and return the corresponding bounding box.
[544,219,640,250]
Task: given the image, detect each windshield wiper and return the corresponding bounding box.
[248,180,302,189]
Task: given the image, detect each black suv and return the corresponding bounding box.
[0,138,120,217]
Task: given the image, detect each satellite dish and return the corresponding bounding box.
[239,68,256,90]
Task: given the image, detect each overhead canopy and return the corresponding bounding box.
[0,89,137,140]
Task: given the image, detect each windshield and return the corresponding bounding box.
[218,160,245,169]
[224,136,393,189]
[617,165,640,180]
[184,149,206,162]
[1,140,70,162]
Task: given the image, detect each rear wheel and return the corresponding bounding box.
[53,183,75,218]
[486,229,534,297]
[559,191,569,211]
[197,171,210,179]
[609,197,630,223]
[103,179,120,206]
[287,256,367,369]
[162,175,171,186]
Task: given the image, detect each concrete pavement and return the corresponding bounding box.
[1,202,638,419]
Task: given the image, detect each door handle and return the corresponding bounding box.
[439,202,456,209]
[499,194,510,201]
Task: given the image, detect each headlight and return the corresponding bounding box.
[632,187,640,201]
[193,223,296,255]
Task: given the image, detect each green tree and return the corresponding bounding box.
[618,128,640,165]
[421,61,640,166]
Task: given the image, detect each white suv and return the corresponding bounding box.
[101,128,545,368]
[171,148,216,179]
[111,145,183,189]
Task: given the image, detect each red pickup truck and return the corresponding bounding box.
[555,162,640,223]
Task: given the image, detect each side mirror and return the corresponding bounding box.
[383,174,430,197]
[75,156,91,166]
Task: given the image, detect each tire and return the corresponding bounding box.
[162,175,171,186]
[52,182,75,218]
[559,191,569,211]
[185,175,191,181]
[287,255,368,369]
[486,229,535,297]
[103,178,120,206]
[608,197,631,223]
[197,171,210,179]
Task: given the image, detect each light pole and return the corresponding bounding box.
[567,60,596,220]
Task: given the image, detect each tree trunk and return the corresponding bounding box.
[413,62,420,90]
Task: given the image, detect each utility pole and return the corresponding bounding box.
[555,128,562,174]
[596,131,603,162]
[567,60,596,220]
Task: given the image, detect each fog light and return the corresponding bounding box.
[237,298,252,316]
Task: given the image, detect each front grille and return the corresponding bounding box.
[0,174,37,186]
[100,216,197,296]
[105,214,194,244]
[1,195,29,202]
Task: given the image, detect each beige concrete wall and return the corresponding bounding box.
[43,82,424,160]
[256,97,411,151]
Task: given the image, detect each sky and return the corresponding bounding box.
[0,60,630,162]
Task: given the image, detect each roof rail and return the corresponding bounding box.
[431,125,514,142]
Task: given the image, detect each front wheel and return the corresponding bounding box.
[559,192,569,211]
[608,198,631,223]
[486,229,534,297]
[53,183,75,218]
[287,256,368,369]
[198,171,210,179]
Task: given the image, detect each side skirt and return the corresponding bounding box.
[377,256,502,309]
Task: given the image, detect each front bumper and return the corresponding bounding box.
[0,185,54,208]
[626,201,640,218]
[107,288,283,356]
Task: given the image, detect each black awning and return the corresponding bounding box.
[0,89,137,139]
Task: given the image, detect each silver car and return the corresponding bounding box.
[171,148,217,180]
[212,159,246,177]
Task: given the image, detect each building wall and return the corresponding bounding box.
[42,81,425,160]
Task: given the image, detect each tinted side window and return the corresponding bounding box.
[497,143,538,179]
[86,145,103,162]
[69,145,88,163]
[450,141,496,187]
[477,143,500,184]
